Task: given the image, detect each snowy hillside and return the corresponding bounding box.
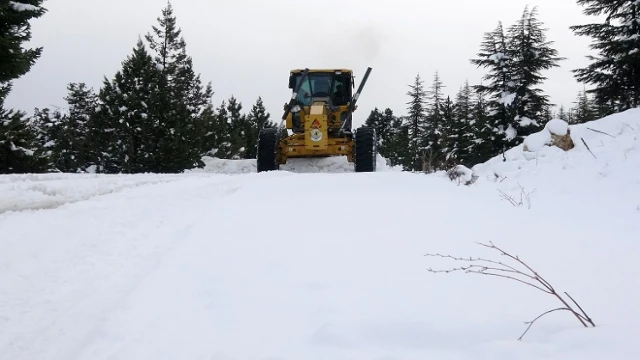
[0,109,639,360]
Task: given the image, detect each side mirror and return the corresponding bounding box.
[288,74,296,89]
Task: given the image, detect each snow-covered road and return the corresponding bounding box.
[1,109,639,360]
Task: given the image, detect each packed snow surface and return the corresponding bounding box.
[1,109,639,360]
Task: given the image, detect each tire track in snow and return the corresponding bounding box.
[0,175,247,360]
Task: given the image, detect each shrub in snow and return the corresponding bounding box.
[446,165,478,186]
[523,119,574,153]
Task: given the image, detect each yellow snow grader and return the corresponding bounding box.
[256,67,377,172]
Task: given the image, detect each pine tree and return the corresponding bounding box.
[0,110,50,173]
[470,21,518,156]
[93,39,161,173]
[467,90,495,166]
[571,0,640,113]
[507,6,564,137]
[556,105,569,121]
[384,115,411,169]
[443,81,476,167]
[439,96,457,169]
[57,83,97,172]
[405,73,428,171]
[144,2,214,172]
[0,0,48,173]
[0,0,47,105]
[245,96,273,159]
[365,108,384,147]
[204,100,233,159]
[572,89,598,124]
[424,71,447,171]
[226,95,248,159]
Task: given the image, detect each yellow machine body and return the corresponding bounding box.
[256,67,376,173]
[278,69,360,164]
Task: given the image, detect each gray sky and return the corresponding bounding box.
[6,0,595,127]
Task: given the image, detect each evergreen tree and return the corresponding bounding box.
[439,95,457,169]
[0,0,48,173]
[226,95,248,159]
[365,107,394,158]
[93,39,160,173]
[203,99,233,159]
[245,96,273,159]
[144,2,214,172]
[57,82,97,172]
[385,115,411,169]
[572,89,598,124]
[443,81,476,167]
[0,0,47,105]
[556,105,569,121]
[467,90,495,166]
[31,107,63,162]
[0,110,49,173]
[571,0,640,113]
[405,73,428,171]
[507,6,564,137]
[424,71,447,171]
[470,21,518,156]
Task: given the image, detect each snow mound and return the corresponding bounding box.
[0,173,186,213]
[471,107,640,211]
[473,107,640,180]
[193,153,401,174]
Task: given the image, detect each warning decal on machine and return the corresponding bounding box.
[311,119,321,128]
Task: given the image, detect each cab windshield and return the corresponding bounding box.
[293,72,350,106]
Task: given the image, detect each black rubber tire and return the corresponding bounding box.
[257,128,280,172]
[354,126,377,172]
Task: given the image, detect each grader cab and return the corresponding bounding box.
[256,67,377,172]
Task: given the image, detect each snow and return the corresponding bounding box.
[521,118,571,153]
[8,1,40,12]
[1,109,640,359]
[545,118,569,136]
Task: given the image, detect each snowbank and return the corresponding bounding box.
[470,106,640,213]
[0,173,187,213]
[192,153,401,174]
[473,107,640,180]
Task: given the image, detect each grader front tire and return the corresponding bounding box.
[257,128,280,173]
[354,126,377,173]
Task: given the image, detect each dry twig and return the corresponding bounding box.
[424,241,595,340]
[581,137,597,159]
[587,127,615,138]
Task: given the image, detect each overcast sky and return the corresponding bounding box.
[6,0,595,126]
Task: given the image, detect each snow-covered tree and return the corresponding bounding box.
[94,39,160,173]
[405,73,428,171]
[0,0,47,105]
[442,81,476,167]
[470,21,518,153]
[0,110,49,173]
[571,0,640,113]
[507,6,564,137]
[424,71,447,171]
[144,2,214,172]
[571,89,598,124]
[0,0,48,173]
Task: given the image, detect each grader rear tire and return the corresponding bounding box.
[257,128,280,172]
[354,126,377,172]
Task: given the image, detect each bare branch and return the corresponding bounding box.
[424,241,596,340]
[581,137,597,159]
[518,308,570,341]
[565,292,595,327]
[587,127,615,138]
